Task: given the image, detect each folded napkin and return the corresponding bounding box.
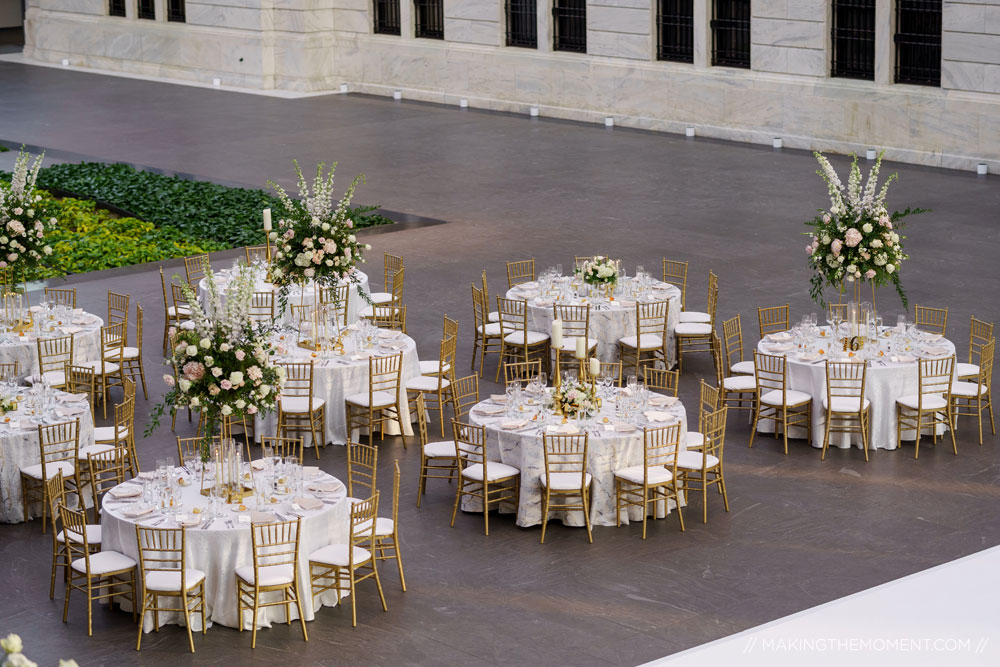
[546,423,580,435]
[56,407,86,418]
[918,331,943,342]
[302,466,319,480]
[109,485,142,499]
[519,281,538,289]
[57,393,89,403]
[71,316,97,325]
[250,459,266,471]
[644,410,676,423]
[533,299,554,308]
[766,343,794,353]
[648,395,678,407]
[922,346,949,356]
[251,511,277,524]
[60,326,83,334]
[293,496,323,511]
[308,481,340,493]
[176,514,202,527]
[767,332,793,342]
[476,405,506,415]
[138,471,157,480]
[490,394,507,403]
[28,306,42,313]
[614,422,637,433]
[890,355,916,363]
[123,506,154,519]
[378,329,402,339]
[618,300,636,308]
[798,353,822,362]
[501,419,528,430]
[516,290,539,298]
[5,420,22,430]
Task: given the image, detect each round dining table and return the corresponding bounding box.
[0,389,95,523]
[467,387,689,527]
[100,468,350,631]
[755,326,957,450]
[0,308,104,378]
[507,276,682,366]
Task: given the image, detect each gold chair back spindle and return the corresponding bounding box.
[506,258,535,288]
[345,352,403,444]
[44,287,77,309]
[914,305,948,336]
[346,441,378,500]
[620,300,670,377]
[183,254,210,287]
[757,303,790,338]
[643,366,680,397]
[661,258,688,311]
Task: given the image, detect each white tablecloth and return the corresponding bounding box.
[100,470,349,631]
[508,278,681,366]
[755,328,957,450]
[0,392,95,523]
[0,310,103,378]
[198,269,370,326]
[467,390,688,527]
[256,330,421,446]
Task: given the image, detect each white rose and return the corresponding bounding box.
[190,397,200,407]
[862,223,873,233]
[43,245,52,255]
[886,264,895,273]
[259,385,271,397]
[178,379,191,392]
[203,355,213,367]
[822,235,831,244]
[221,404,233,416]
[220,343,230,352]
[325,259,333,266]
[4,654,37,667]
[322,222,330,231]
[846,264,856,273]
[235,399,246,410]
[212,367,223,377]
[2,634,24,654]
[348,234,356,243]
[837,256,845,263]
[230,371,244,385]
[891,232,900,242]
[26,209,33,217]
[200,337,211,349]
[846,274,855,282]
[0,237,7,244]
[186,345,198,356]
[871,239,883,248]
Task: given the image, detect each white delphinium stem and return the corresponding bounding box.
[862,152,882,213]
[847,156,861,210]
[814,153,845,212]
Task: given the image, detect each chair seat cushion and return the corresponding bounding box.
[37,370,65,387]
[235,563,294,587]
[731,360,755,375]
[345,390,396,408]
[614,465,673,486]
[488,311,500,323]
[541,471,593,491]
[369,292,392,304]
[122,347,140,360]
[357,517,395,538]
[679,311,710,324]
[461,462,520,482]
[405,375,450,392]
[79,444,115,459]
[760,389,812,407]
[823,396,871,412]
[58,524,102,545]
[503,330,549,346]
[619,334,663,349]
[675,450,721,470]
[674,322,712,336]
[77,360,121,375]
[360,305,402,319]
[21,460,74,480]
[897,393,947,410]
[308,544,373,567]
[279,395,326,413]
[557,338,598,353]
[424,440,457,458]
[419,360,451,376]
[145,568,206,592]
[93,426,128,443]
[479,322,506,337]
[71,550,135,575]
[167,306,191,317]
[956,362,979,379]
[685,431,705,449]
[950,382,987,398]
[723,375,756,391]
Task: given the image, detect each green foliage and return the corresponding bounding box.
[26,162,392,248]
[0,146,9,153]
[25,191,225,280]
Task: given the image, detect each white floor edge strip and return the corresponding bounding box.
[642,545,1000,666]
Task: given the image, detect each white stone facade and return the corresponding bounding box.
[21,0,1000,169]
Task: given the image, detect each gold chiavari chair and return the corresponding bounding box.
[675,276,718,373]
[277,361,327,459]
[320,284,350,327]
[552,303,597,366]
[177,435,220,466]
[245,244,272,266]
[613,423,685,540]
[20,419,82,532]
[364,303,407,333]
[914,305,948,336]
[662,258,688,311]
[171,283,193,328]
[722,314,755,376]
[504,359,543,388]
[713,334,756,419]
[183,254,209,287]
[259,436,304,462]
[371,460,406,591]
[0,361,18,381]
[81,321,126,419]
[828,302,848,323]
[450,420,521,536]
[405,334,456,435]
[897,356,957,459]
[958,316,995,380]
[496,296,550,382]
[121,303,148,399]
[82,397,134,474]
[135,525,207,653]
[345,352,403,445]
[748,351,812,454]
[370,252,404,305]
[160,267,190,354]
[482,270,500,323]
[346,440,378,503]
[235,518,308,648]
[61,505,137,636]
[64,363,96,421]
[250,291,275,323]
[308,493,387,627]
[678,270,716,324]
[643,366,679,397]
[540,433,593,544]
[950,338,994,446]
[471,284,505,376]
[416,394,456,506]
[757,304,790,338]
[675,406,729,524]
[684,379,721,451]
[420,314,459,377]
[619,300,670,377]
[449,373,481,423]
[365,266,405,315]
[290,304,314,335]
[506,258,535,289]
[107,291,130,331]
[44,287,77,309]
[822,361,871,461]
[37,333,74,388]
[86,446,128,523]
[46,471,101,599]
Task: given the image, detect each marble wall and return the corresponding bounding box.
[21,0,1000,169]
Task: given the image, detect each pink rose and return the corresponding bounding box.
[247,366,263,381]
[822,213,831,223]
[247,405,258,414]
[163,374,175,387]
[0,262,7,269]
[235,350,246,361]
[276,344,287,355]
[806,245,814,255]
[304,268,315,278]
[865,269,876,279]
[844,228,863,247]
[182,361,205,381]
[831,239,843,256]
[345,219,353,228]
[220,379,233,390]
[208,384,220,396]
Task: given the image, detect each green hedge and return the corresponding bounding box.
[29,162,392,248]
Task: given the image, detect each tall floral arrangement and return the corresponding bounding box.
[804,151,925,308]
[0,148,55,276]
[267,161,371,302]
[147,261,283,457]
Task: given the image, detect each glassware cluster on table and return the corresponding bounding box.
[533,265,664,304]
[500,371,656,430]
[0,294,78,342]
[787,308,930,362]
[0,376,63,432]
[272,318,382,360]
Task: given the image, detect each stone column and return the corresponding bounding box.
[693,0,710,68]
[874,0,894,85]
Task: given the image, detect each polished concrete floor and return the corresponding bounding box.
[0,61,998,666]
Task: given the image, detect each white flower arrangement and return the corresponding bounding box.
[576,256,619,286]
[0,148,56,276]
[1,633,78,667]
[552,382,598,418]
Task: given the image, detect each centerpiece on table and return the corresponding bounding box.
[576,256,619,298]
[267,160,372,351]
[805,151,925,309]
[552,381,598,420]
[0,147,55,290]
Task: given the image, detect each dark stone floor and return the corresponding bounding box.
[0,62,998,666]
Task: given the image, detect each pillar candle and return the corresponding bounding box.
[263,208,272,232]
[575,336,586,360]
[551,319,563,350]
[589,357,600,377]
